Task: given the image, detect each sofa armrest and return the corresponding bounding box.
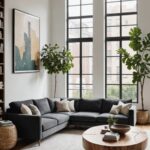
[128,105,136,126]
[4,113,42,141]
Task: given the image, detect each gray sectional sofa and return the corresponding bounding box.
[5,98,136,143]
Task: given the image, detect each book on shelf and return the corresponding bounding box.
[103,132,120,142]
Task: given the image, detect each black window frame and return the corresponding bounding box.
[66,0,93,98]
[105,0,138,102]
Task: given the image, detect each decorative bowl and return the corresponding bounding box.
[110,124,130,134]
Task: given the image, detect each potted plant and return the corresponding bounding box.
[41,43,74,97]
[107,116,117,129]
[117,27,150,124]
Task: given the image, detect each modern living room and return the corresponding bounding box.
[0,0,150,150]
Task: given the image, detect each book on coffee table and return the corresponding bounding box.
[103,132,120,142]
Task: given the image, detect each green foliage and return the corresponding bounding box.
[117,27,150,110]
[107,116,117,126]
[41,43,74,74]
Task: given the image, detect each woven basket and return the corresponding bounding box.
[0,125,17,150]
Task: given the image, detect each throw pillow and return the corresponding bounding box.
[56,100,70,112]
[68,100,75,112]
[110,105,121,115]
[118,101,132,116]
[20,104,32,115]
[29,104,41,116]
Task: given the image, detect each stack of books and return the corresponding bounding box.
[103,132,120,142]
[0,120,13,126]
[0,81,3,89]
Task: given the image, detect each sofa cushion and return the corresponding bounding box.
[70,112,100,122]
[48,98,56,112]
[78,99,103,113]
[96,113,128,124]
[20,104,32,115]
[42,118,57,131]
[9,100,34,113]
[101,100,118,113]
[42,113,69,124]
[33,98,51,115]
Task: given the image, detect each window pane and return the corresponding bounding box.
[82,18,93,28]
[107,85,120,99]
[107,2,120,14]
[82,84,93,90]
[122,85,137,101]
[107,75,119,84]
[69,90,80,98]
[69,19,80,28]
[69,43,80,57]
[69,6,80,17]
[82,89,93,98]
[82,5,93,16]
[122,75,133,84]
[69,75,80,84]
[107,27,120,37]
[82,57,93,74]
[69,0,80,6]
[69,58,80,74]
[122,1,137,13]
[122,63,133,74]
[82,75,93,84]
[69,84,80,90]
[107,0,120,2]
[107,57,120,74]
[122,15,137,25]
[82,0,93,4]
[82,42,93,56]
[69,29,80,38]
[107,16,120,26]
[122,41,135,55]
[107,41,120,56]
[82,28,93,38]
[122,26,135,37]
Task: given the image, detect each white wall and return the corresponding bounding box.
[5,0,52,107]
[137,0,150,111]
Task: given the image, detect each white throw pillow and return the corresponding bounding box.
[118,101,132,116]
[56,100,71,112]
[68,100,75,112]
[20,104,32,115]
[29,104,41,116]
[110,105,121,115]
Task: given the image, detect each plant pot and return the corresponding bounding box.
[137,110,149,124]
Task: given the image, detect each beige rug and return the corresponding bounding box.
[13,128,150,150]
[13,129,85,150]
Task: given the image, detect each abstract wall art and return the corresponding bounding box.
[13,9,40,73]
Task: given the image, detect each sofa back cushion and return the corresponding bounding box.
[101,99,132,113]
[78,99,103,113]
[9,99,34,113]
[33,98,51,115]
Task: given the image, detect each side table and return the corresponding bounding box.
[0,124,17,150]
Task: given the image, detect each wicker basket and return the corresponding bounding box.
[0,125,17,150]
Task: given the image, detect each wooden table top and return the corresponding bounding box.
[82,125,148,150]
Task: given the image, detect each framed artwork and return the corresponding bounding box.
[13,9,40,73]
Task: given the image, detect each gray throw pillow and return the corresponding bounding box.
[20,104,32,115]
[29,104,41,116]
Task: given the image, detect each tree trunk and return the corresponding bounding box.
[54,74,57,98]
[141,82,144,111]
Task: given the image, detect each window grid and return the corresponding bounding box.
[67,0,93,98]
[105,0,138,102]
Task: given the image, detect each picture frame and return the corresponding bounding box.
[13,9,40,73]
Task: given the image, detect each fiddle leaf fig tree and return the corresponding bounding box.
[117,27,150,111]
[41,44,74,97]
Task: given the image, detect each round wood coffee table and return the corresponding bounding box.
[82,125,148,150]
